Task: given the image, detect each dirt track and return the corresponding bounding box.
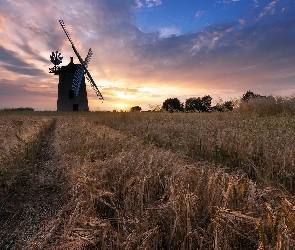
[0,119,71,249]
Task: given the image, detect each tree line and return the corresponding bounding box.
[130,91,264,112]
[161,91,265,112]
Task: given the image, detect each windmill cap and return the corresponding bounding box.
[59,56,78,73]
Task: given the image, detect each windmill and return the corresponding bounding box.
[49,19,103,111]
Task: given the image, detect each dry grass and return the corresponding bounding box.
[91,111,295,193]
[238,95,295,116]
[39,115,295,249]
[0,116,56,249]
[0,116,50,154]
[1,112,295,249]
[0,116,53,194]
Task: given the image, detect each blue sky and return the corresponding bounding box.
[0,0,294,111]
[135,0,248,34]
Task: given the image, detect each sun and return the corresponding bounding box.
[118,103,127,110]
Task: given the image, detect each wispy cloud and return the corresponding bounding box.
[195,10,204,18]
[259,0,279,18]
[216,0,240,4]
[0,45,45,76]
[145,0,162,7]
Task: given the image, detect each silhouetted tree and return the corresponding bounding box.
[185,97,202,111]
[242,91,265,102]
[162,98,183,112]
[201,95,212,112]
[130,106,142,112]
[185,95,212,112]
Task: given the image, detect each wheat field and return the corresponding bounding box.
[0,111,294,249]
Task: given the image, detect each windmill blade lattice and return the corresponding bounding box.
[84,48,93,68]
[72,48,93,96]
[59,20,84,65]
[72,65,84,96]
[85,73,104,99]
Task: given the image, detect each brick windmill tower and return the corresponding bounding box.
[49,20,103,111]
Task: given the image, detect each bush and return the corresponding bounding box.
[130,106,142,112]
[1,107,35,112]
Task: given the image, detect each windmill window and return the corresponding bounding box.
[69,90,75,99]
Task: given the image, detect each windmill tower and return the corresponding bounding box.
[49,20,103,111]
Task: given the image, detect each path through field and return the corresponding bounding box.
[0,119,72,249]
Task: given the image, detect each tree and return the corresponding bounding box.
[162,98,183,112]
[200,95,212,112]
[185,97,200,111]
[185,95,212,112]
[130,106,142,112]
[242,91,265,102]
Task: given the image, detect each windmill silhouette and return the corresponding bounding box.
[49,20,103,111]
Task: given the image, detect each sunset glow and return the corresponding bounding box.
[114,91,136,100]
[117,103,128,110]
[0,0,294,111]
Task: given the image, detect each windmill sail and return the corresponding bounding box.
[84,48,93,67]
[72,65,84,96]
[85,72,104,99]
[72,49,93,96]
[59,20,103,100]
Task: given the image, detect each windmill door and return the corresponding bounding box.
[73,104,79,111]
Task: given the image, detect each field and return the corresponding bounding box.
[0,111,295,249]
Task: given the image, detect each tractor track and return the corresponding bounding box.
[0,118,71,249]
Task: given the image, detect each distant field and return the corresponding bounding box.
[0,111,294,249]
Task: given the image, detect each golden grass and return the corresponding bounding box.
[91,111,295,193]
[0,116,49,154]
[0,116,54,197]
[1,112,295,249]
[238,95,295,116]
[41,115,295,249]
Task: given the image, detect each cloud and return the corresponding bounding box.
[1,65,45,76]
[215,0,239,4]
[259,0,279,18]
[57,0,295,99]
[195,10,204,18]
[0,79,57,110]
[239,19,246,25]
[0,78,57,111]
[159,27,180,38]
[0,0,294,111]
[0,79,55,97]
[146,0,162,7]
[0,45,45,76]
[108,5,295,95]
[15,33,49,64]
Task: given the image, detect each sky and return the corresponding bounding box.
[0,0,294,111]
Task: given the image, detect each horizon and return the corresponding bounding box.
[0,0,295,111]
